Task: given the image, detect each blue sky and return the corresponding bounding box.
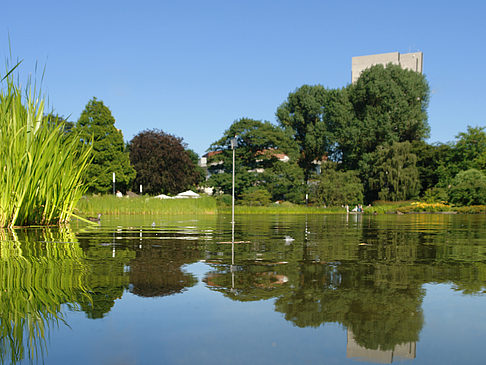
[3,0,485,155]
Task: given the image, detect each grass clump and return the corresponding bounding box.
[0,62,91,227]
[76,195,217,215]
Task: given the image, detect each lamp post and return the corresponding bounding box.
[231,136,237,225]
[112,172,116,195]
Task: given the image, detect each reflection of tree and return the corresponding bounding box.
[204,264,289,301]
[128,240,199,297]
[202,215,486,353]
[76,239,134,318]
[0,228,90,364]
[274,263,424,351]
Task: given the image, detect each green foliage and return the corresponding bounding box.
[454,205,486,214]
[452,126,486,171]
[76,98,135,193]
[448,169,486,206]
[422,186,449,203]
[207,118,303,199]
[411,140,452,194]
[0,228,89,363]
[129,129,202,195]
[186,148,207,185]
[312,168,363,206]
[333,64,430,169]
[436,126,486,187]
[0,64,92,227]
[261,160,305,203]
[276,85,330,180]
[361,141,420,202]
[239,188,272,206]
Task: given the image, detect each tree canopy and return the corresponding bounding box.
[76,98,135,193]
[129,129,201,195]
[330,64,430,170]
[207,118,303,202]
[276,85,329,181]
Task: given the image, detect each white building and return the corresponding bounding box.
[352,51,423,83]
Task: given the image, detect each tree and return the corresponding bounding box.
[411,140,452,195]
[448,169,486,206]
[312,168,363,206]
[444,126,486,182]
[207,118,302,200]
[76,98,135,193]
[335,64,430,169]
[129,129,201,195]
[360,141,420,202]
[276,85,330,181]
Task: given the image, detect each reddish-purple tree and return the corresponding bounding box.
[129,129,201,195]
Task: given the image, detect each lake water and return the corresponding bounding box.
[1,214,485,364]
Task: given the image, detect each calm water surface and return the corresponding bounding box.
[1,214,485,364]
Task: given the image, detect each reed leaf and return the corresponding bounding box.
[0,63,92,227]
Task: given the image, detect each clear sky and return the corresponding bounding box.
[3,0,485,155]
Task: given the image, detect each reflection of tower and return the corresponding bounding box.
[346,330,416,363]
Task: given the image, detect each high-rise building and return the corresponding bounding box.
[351,51,423,83]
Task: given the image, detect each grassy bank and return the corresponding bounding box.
[76,195,218,215]
[220,204,346,215]
[76,195,486,217]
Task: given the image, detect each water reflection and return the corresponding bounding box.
[1,215,486,364]
[0,228,89,364]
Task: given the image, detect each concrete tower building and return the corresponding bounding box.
[351,51,423,83]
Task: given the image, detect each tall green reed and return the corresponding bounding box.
[0,62,91,227]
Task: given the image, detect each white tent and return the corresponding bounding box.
[153,194,174,199]
[176,190,200,198]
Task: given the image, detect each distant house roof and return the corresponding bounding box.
[204,150,223,158]
[255,148,289,161]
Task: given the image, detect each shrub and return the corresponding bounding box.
[448,169,486,206]
[239,188,272,206]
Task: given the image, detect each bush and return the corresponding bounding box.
[239,188,272,206]
[216,194,233,206]
[422,186,448,204]
[448,169,486,206]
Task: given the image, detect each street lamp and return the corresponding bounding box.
[231,136,237,225]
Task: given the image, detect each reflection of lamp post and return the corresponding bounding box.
[230,136,237,292]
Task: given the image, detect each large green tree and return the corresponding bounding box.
[207,118,303,201]
[333,64,430,169]
[129,129,201,195]
[276,85,330,181]
[76,98,135,193]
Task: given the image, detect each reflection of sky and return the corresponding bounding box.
[49,261,348,365]
[418,284,486,365]
[42,271,486,364]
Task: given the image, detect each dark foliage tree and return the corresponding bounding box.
[76,98,135,193]
[129,129,200,195]
[411,140,452,195]
[44,113,75,134]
